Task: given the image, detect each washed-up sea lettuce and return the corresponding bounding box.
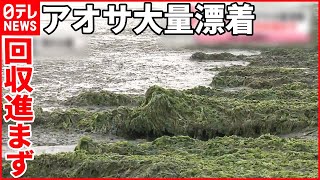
[210,66,317,89]
[33,85,317,140]
[3,135,317,178]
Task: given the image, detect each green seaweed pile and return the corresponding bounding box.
[95,85,317,139]
[211,66,317,89]
[3,135,317,177]
[184,85,317,102]
[209,48,317,90]
[33,84,317,139]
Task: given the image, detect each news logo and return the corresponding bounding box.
[0,0,40,35]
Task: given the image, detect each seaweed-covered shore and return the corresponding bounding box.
[2,135,317,177]
[2,47,318,177]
